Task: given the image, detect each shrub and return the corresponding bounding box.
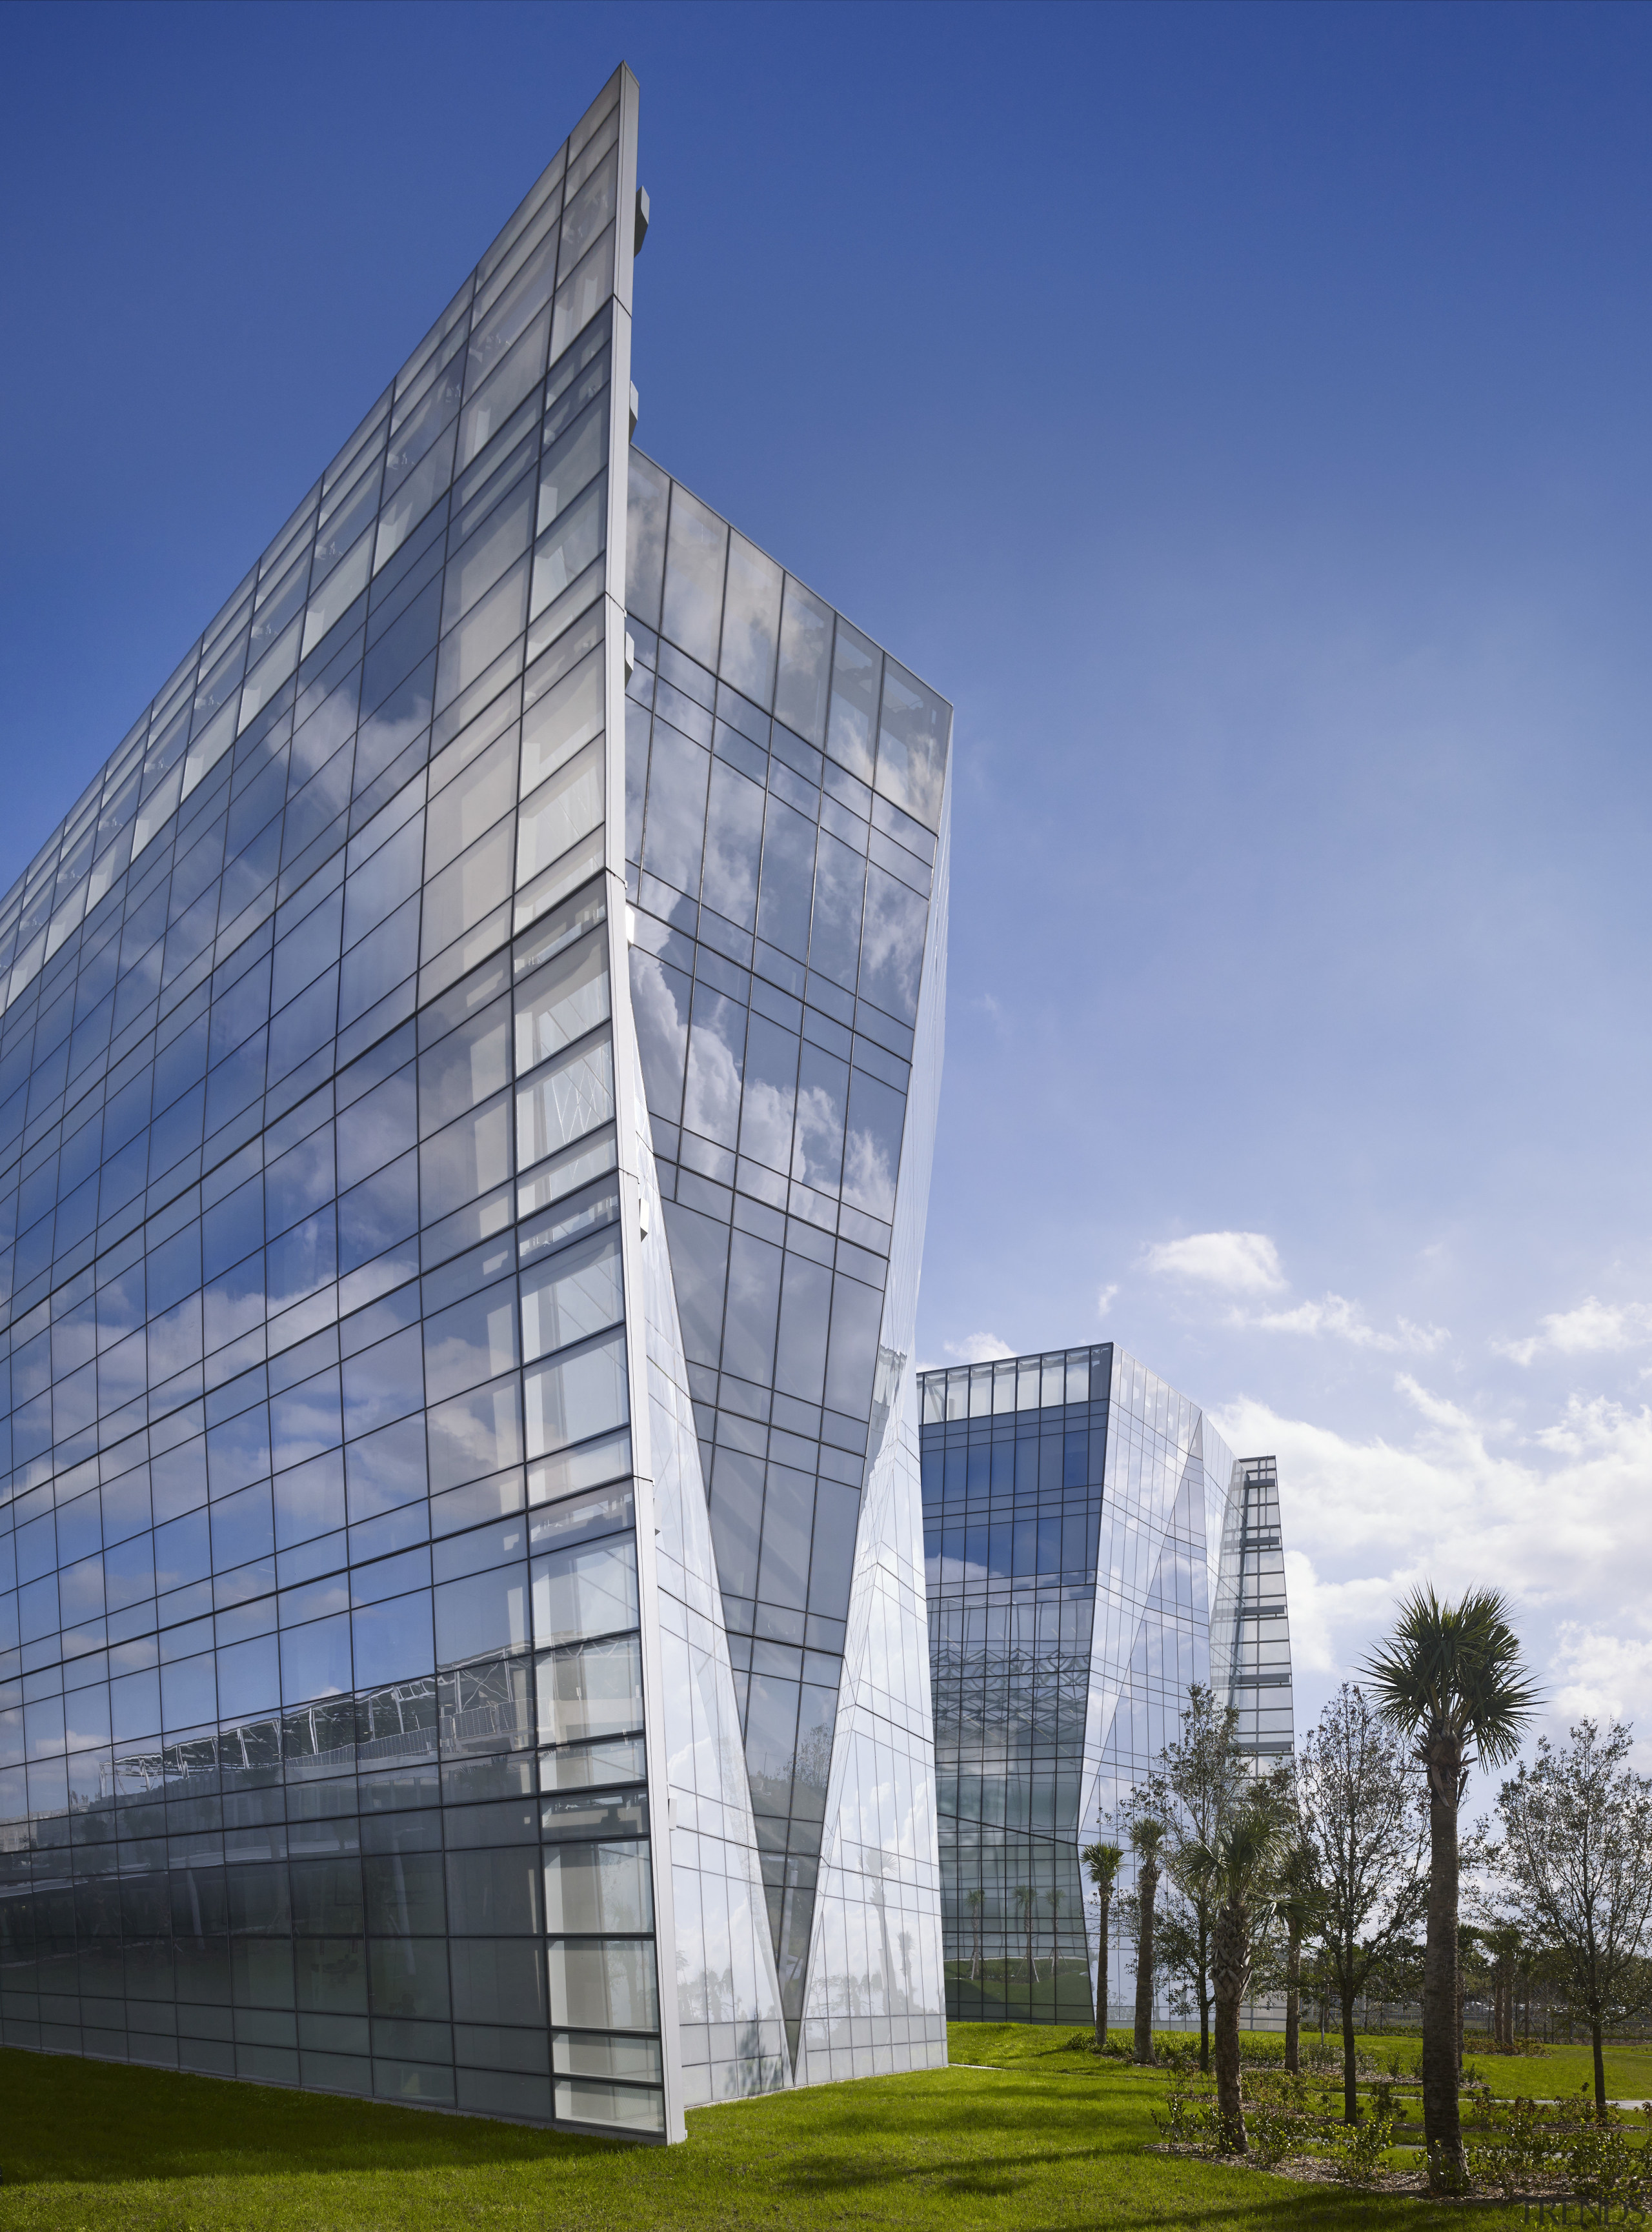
[1566,2111,1649,2211]
[1467,2098,1557,2200]
[1324,2104,1397,2188]
[1154,2089,1217,2147]
[1245,2073,1315,2169]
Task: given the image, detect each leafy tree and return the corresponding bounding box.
[1364,1585,1538,2189]
[1185,1799,1289,2152]
[1137,1684,1251,2071]
[1131,1818,1166,2064]
[1498,1718,1652,2118]
[1296,1682,1427,2122]
[1081,1842,1124,2050]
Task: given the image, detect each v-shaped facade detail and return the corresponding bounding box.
[0,64,949,2140]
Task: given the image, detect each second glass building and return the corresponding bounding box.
[921,1345,1293,2027]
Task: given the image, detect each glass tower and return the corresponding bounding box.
[920,1345,1293,2026]
[0,65,949,2140]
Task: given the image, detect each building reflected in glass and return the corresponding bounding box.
[0,63,949,2140]
[920,1346,1293,2026]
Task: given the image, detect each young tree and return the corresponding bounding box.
[1048,1887,1063,1983]
[1274,1840,1322,2076]
[1364,1586,1538,2190]
[1187,1800,1288,2152]
[1498,1719,1652,2119]
[1139,1684,1251,2072]
[966,1887,984,1982]
[1295,1684,1427,2122]
[1131,1818,1166,2064]
[1081,1842,1124,2050]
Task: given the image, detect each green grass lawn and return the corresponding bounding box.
[1466,2039,1652,2102]
[0,2024,1544,2231]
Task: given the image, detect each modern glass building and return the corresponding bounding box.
[0,65,950,2140]
[920,1345,1293,2026]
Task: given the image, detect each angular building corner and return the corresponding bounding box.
[920,1348,1294,2028]
[0,60,950,2140]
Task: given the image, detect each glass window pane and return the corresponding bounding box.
[825,620,879,781]
[523,1328,629,1458]
[718,534,781,706]
[773,579,832,749]
[660,487,726,665]
[520,1229,623,1363]
[874,657,949,832]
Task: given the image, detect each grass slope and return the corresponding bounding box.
[0,2027,1540,2231]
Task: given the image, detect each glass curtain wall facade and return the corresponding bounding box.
[920,1345,1293,2027]
[0,63,950,2138]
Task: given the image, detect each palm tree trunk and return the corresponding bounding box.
[1133,1860,1157,2064]
[1212,1898,1249,2153]
[1094,1893,1109,2051]
[1422,1735,1465,2189]
[1284,1918,1302,2076]
[1340,1976,1358,2125]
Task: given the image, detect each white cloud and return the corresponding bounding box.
[1097,1283,1119,1318]
[942,1331,1016,1364]
[1550,1622,1652,1729]
[1496,1296,1652,1367]
[1240,1292,1449,1353]
[1211,1378,1652,1739]
[1142,1229,1284,1292]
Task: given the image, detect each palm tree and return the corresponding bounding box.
[1131,1818,1167,2064]
[1482,1922,1524,2054]
[1276,1840,1322,2076]
[1364,1585,1538,2191]
[1185,1802,1288,2152]
[1014,1883,1038,1990]
[1081,1841,1124,2051]
[966,1887,985,1982]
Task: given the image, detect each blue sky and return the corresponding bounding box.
[4,0,1652,1758]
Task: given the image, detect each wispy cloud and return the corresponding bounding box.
[1213,1378,1652,1736]
[943,1331,1016,1364]
[1097,1283,1119,1318]
[1142,1230,1284,1292]
[1496,1296,1652,1367]
[1242,1292,1449,1353]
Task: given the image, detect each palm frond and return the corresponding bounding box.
[1131,1816,1167,1860]
[1080,1840,1125,1892]
[1362,1584,1540,1765]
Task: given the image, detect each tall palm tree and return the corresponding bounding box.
[1081,1841,1125,2051]
[1185,1802,1288,2152]
[1014,1883,1038,1990]
[966,1887,985,1982]
[1364,1585,1538,2191]
[1131,1818,1167,2064]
